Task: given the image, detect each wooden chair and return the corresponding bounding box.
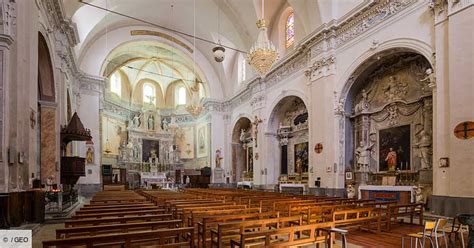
[402,220,436,248]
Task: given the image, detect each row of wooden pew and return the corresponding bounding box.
[43,190,194,247]
[42,188,424,247]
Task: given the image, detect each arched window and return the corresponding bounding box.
[110,71,121,97]
[143,83,156,105]
[286,12,295,48]
[176,86,187,105]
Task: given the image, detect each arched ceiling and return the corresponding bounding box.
[63,0,366,98]
[104,40,207,94]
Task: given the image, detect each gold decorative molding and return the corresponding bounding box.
[131,30,193,54]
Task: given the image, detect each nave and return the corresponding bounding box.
[34,188,468,248]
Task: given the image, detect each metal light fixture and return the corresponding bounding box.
[248,0,278,77]
[185,0,204,118]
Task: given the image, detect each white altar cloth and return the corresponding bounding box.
[358,185,415,203]
[237,181,253,189]
[279,183,306,193]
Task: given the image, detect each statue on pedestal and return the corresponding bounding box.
[147,115,155,131]
[355,141,374,172]
[354,89,370,113]
[131,114,142,129]
[414,130,432,169]
[215,149,223,168]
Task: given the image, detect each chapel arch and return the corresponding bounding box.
[268,96,309,184]
[38,32,58,184]
[341,49,434,185]
[231,117,252,183]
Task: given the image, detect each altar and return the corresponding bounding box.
[358,185,415,204]
[279,183,307,194]
[237,181,253,189]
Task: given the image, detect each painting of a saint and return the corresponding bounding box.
[379,125,410,171]
[142,140,160,162]
[294,142,309,173]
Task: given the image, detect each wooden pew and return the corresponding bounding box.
[56,219,182,239]
[197,211,279,248]
[71,209,165,219]
[229,222,334,248]
[43,227,194,248]
[332,207,381,233]
[76,206,159,215]
[210,215,303,248]
[386,203,423,230]
[65,214,173,227]
[79,203,155,210]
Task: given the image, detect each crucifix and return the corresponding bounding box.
[454,121,474,140]
[146,95,156,105]
[251,115,263,147]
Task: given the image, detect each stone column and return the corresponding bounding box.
[431,1,474,216]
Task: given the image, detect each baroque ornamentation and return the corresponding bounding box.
[305,56,336,81]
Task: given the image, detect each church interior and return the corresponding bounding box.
[0,0,473,247]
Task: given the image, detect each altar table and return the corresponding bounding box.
[237,181,253,189]
[358,185,415,204]
[279,183,307,194]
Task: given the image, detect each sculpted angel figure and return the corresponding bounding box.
[420,68,436,89]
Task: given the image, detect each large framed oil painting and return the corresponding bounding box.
[142,139,160,163]
[294,142,309,173]
[378,125,410,171]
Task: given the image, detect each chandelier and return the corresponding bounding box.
[185,79,203,118]
[248,0,278,77]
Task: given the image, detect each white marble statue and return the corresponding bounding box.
[354,89,370,113]
[346,184,356,199]
[355,141,374,172]
[420,68,436,89]
[415,130,432,169]
[239,129,246,142]
[131,114,142,129]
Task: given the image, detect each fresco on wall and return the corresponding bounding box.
[102,117,126,155]
[294,142,309,173]
[177,126,194,159]
[196,123,208,157]
[142,139,160,163]
[379,125,410,171]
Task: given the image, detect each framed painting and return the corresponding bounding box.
[196,124,208,157]
[294,142,309,173]
[378,125,411,171]
[142,139,160,162]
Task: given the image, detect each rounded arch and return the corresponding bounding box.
[275,6,296,54]
[164,80,191,107]
[132,78,164,107]
[231,116,252,183]
[266,90,309,131]
[338,39,434,104]
[38,32,56,102]
[337,45,434,174]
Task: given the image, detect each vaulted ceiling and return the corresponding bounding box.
[62,0,366,99]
